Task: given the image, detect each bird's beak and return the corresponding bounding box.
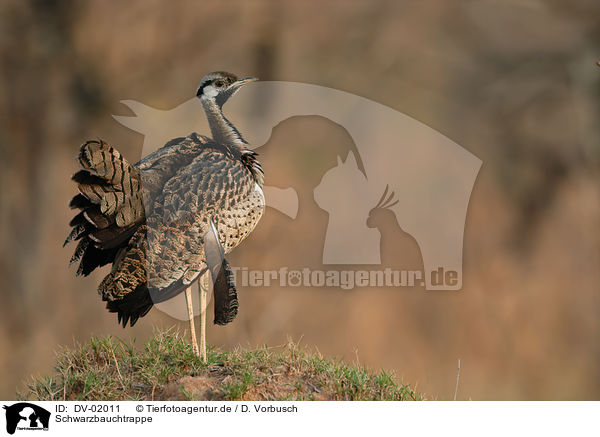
[233,76,259,88]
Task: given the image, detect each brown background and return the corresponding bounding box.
[1,0,599,400]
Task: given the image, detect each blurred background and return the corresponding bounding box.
[1,0,599,400]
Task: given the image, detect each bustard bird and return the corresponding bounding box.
[65,72,264,360]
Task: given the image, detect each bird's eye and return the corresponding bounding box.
[214,80,225,88]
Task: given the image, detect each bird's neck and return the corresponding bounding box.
[201,99,247,152]
[201,98,264,187]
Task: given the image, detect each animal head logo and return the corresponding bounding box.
[3,403,50,435]
[113,80,481,310]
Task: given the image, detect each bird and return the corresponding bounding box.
[64,71,265,361]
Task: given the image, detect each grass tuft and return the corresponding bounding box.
[21,329,421,401]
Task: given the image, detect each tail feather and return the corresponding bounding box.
[68,193,92,209]
[69,238,89,266]
[77,244,118,276]
[105,284,154,328]
[84,207,113,229]
[65,140,145,277]
[63,223,89,247]
[90,225,139,249]
[67,140,150,326]
[71,169,111,186]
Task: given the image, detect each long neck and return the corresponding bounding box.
[201,98,247,152]
[201,97,264,187]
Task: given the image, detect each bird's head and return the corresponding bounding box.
[196,71,258,107]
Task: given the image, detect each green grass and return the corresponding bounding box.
[21,328,421,401]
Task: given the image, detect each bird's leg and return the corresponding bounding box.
[199,272,210,362]
[185,286,199,357]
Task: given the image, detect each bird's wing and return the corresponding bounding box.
[135,133,212,194]
[205,220,239,325]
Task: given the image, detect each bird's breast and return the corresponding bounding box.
[216,182,265,254]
